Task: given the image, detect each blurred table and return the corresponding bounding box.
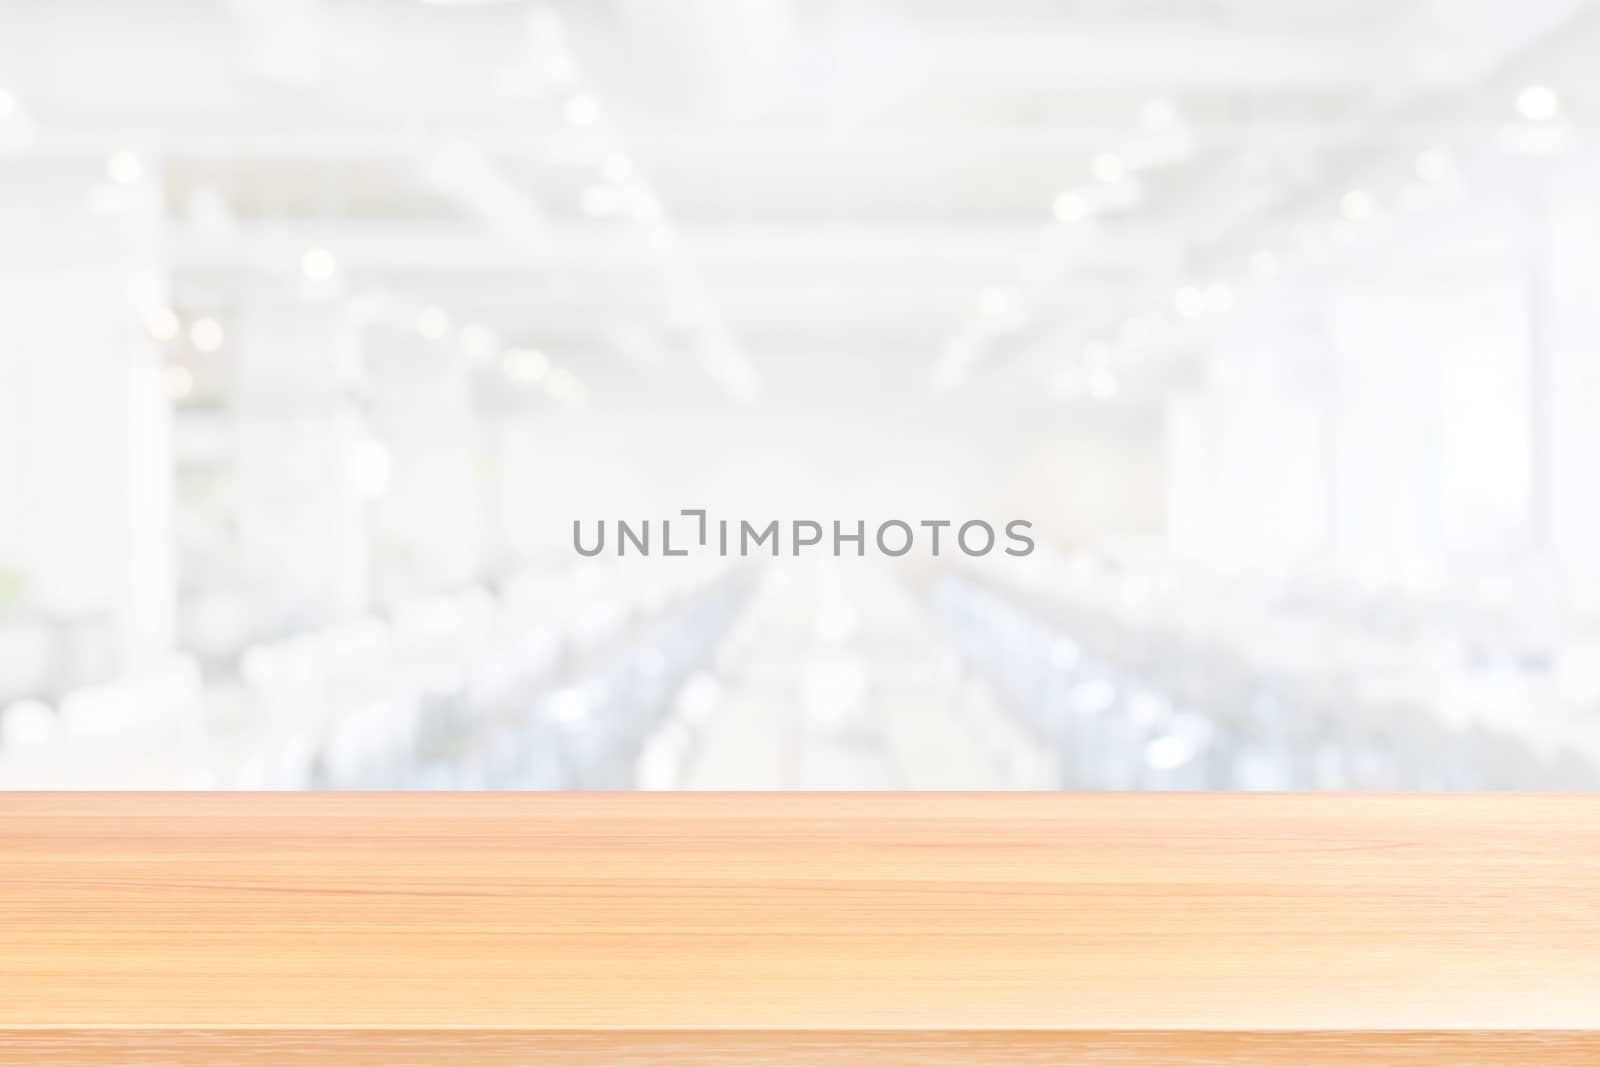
[2,793,1598,1064]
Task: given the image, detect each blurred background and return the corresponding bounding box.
[4,0,1600,789]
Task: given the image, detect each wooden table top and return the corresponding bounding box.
[2,792,1598,1064]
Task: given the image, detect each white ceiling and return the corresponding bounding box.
[3,0,1598,406]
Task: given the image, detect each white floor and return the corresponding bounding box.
[680,563,1055,790]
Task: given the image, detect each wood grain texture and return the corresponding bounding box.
[2,793,1598,1064]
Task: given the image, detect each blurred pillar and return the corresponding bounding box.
[1164,299,1330,571]
[0,156,175,676]
[1324,282,1447,581]
[1534,156,1600,583]
[367,333,482,604]
[233,290,371,633]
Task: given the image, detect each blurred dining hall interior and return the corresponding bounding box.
[5,0,1600,790]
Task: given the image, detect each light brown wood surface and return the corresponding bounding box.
[2,792,1598,1064]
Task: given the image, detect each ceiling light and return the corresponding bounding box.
[503,347,549,385]
[1340,189,1372,221]
[1174,286,1205,317]
[564,94,599,127]
[1204,283,1233,313]
[1517,84,1560,122]
[107,151,142,185]
[417,307,450,340]
[1052,191,1088,224]
[1091,151,1124,183]
[143,306,181,343]
[189,317,224,353]
[460,323,498,360]
[300,247,337,283]
[1247,250,1279,283]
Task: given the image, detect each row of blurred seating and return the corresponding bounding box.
[316,571,748,789]
[932,571,1600,790]
[0,561,745,789]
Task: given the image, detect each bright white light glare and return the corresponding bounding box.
[1141,97,1177,130]
[1145,732,1198,771]
[1415,149,1455,183]
[564,94,600,127]
[189,317,224,352]
[549,688,589,724]
[1340,189,1372,221]
[1204,283,1233,313]
[503,347,550,384]
[1087,365,1119,400]
[1517,84,1561,122]
[107,151,142,185]
[1052,190,1088,223]
[349,439,392,500]
[459,323,497,360]
[1247,250,1279,283]
[600,152,632,182]
[300,247,337,282]
[165,365,195,401]
[416,306,451,340]
[1091,151,1125,183]
[143,306,181,342]
[1174,285,1206,317]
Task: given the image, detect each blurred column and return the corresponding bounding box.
[0,155,175,677]
[1535,156,1600,582]
[234,289,371,634]
[1327,253,1533,579]
[1324,283,1446,581]
[1164,300,1330,570]
[368,333,482,603]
